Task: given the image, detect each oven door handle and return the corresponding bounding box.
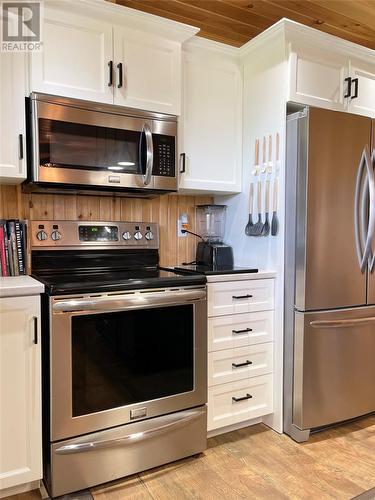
[54,408,205,454]
[53,289,206,313]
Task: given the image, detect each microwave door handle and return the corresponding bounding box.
[140,122,153,186]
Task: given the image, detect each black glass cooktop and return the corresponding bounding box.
[168,264,258,276]
[33,268,206,295]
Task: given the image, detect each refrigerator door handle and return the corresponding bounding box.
[370,148,375,273]
[310,317,375,328]
[355,146,374,272]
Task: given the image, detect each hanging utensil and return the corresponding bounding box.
[267,134,273,174]
[252,181,264,236]
[245,182,254,236]
[261,136,267,173]
[271,177,279,236]
[252,139,260,176]
[276,132,281,172]
[261,180,270,236]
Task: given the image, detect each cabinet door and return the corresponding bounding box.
[179,47,242,194]
[0,53,27,184]
[30,8,113,103]
[114,27,181,114]
[0,296,42,490]
[288,46,348,112]
[348,61,375,118]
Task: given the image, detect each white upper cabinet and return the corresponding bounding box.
[30,8,113,103]
[113,27,181,114]
[0,10,28,184]
[288,45,348,112]
[287,33,375,118]
[347,60,375,118]
[29,2,196,114]
[179,41,242,194]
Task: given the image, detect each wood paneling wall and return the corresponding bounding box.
[0,186,212,267]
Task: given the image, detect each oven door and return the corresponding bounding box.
[30,95,177,192]
[50,286,207,441]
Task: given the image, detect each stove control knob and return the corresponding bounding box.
[134,231,143,241]
[36,230,48,241]
[145,231,154,241]
[51,230,61,241]
[122,231,131,241]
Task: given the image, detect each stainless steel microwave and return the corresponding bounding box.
[25,93,178,197]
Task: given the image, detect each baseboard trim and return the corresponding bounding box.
[207,417,262,438]
[0,480,40,499]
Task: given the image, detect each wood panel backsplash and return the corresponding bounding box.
[0,186,212,267]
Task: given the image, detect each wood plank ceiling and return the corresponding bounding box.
[113,0,375,49]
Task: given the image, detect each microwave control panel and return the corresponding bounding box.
[153,134,175,177]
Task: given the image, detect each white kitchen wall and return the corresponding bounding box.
[216,32,287,432]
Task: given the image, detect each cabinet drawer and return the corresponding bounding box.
[208,343,273,386]
[208,279,274,317]
[207,374,273,431]
[208,310,274,352]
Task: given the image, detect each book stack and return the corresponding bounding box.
[0,220,27,277]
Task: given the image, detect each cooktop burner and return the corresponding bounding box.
[169,264,259,276]
[33,268,206,295]
[30,220,208,295]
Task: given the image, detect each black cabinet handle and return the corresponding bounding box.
[108,61,113,87]
[18,134,24,160]
[344,77,352,98]
[232,294,253,299]
[117,62,123,88]
[33,316,38,344]
[232,360,252,368]
[232,393,253,403]
[232,328,252,335]
[352,77,359,99]
[179,153,186,174]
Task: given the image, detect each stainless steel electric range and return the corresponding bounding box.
[30,220,207,498]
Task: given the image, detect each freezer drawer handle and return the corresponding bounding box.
[310,317,375,329]
[232,360,253,368]
[232,394,253,403]
[232,294,253,299]
[232,328,252,335]
[55,408,204,455]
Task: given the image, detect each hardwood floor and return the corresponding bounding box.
[92,415,375,500]
[5,416,375,499]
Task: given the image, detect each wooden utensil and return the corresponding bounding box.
[271,177,279,236]
[245,182,254,236]
[261,180,270,236]
[252,181,264,236]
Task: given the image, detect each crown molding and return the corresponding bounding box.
[46,0,200,43]
[183,36,240,59]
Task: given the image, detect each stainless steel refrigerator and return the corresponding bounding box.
[284,106,375,442]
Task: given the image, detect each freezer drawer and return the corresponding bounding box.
[293,307,375,430]
[47,406,207,498]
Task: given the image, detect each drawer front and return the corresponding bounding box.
[207,374,273,431]
[208,279,274,317]
[208,343,273,387]
[208,310,274,352]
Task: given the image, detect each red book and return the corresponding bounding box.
[0,226,7,276]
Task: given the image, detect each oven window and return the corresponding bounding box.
[71,305,194,417]
[39,119,142,175]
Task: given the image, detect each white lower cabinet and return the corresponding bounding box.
[208,375,273,431]
[207,276,275,433]
[0,295,42,493]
